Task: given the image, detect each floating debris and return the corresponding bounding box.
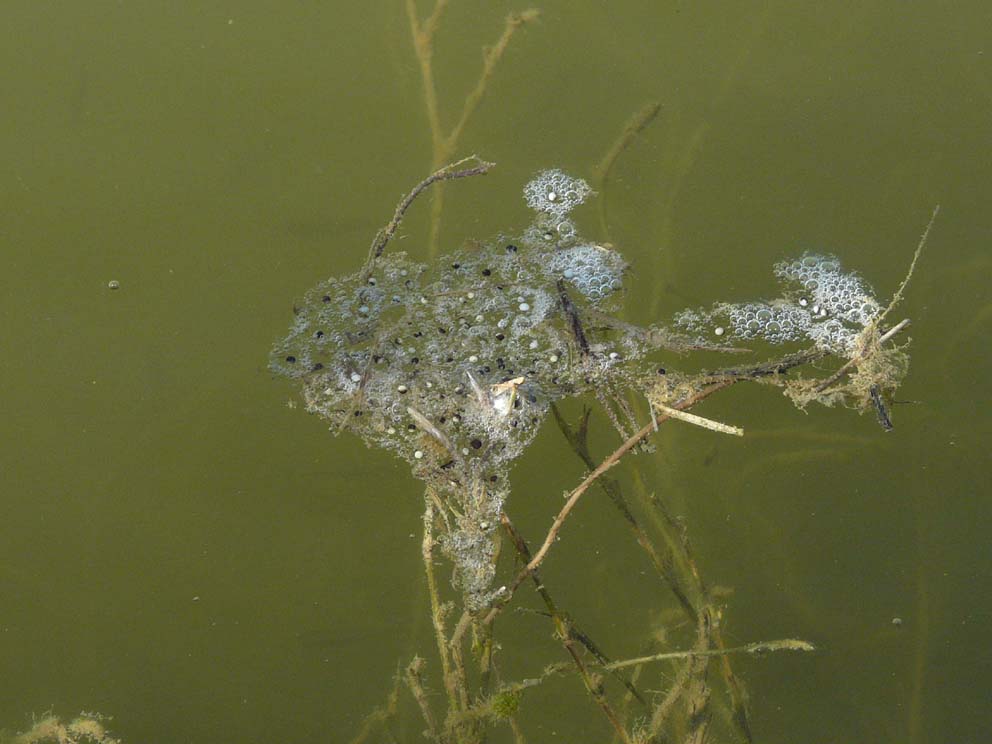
[272,168,916,607]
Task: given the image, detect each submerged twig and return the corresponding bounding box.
[592,100,662,237]
[405,656,441,740]
[363,155,494,278]
[487,381,736,624]
[405,0,539,254]
[349,668,402,744]
[604,638,816,670]
[869,384,894,431]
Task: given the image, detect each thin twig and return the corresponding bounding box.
[813,318,910,394]
[421,492,460,714]
[448,10,541,151]
[879,205,939,323]
[592,100,662,238]
[500,511,647,707]
[650,401,743,437]
[348,667,402,744]
[485,382,735,627]
[604,638,816,670]
[363,156,494,277]
[404,656,441,741]
[405,1,537,255]
[593,101,662,184]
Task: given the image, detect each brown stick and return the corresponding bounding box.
[362,156,495,276]
[484,381,735,627]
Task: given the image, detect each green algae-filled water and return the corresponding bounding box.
[2,2,990,742]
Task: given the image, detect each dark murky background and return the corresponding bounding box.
[2,2,989,742]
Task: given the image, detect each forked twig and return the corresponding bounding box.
[485,381,735,626]
[405,0,539,253]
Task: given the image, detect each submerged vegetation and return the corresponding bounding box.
[265,3,938,741]
[2,713,120,744]
[270,156,934,742]
[5,5,942,743]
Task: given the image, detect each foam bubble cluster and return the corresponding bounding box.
[545,244,627,303]
[675,253,883,356]
[523,168,593,219]
[774,253,881,327]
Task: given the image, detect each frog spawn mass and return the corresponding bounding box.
[272,169,886,608]
[271,170,642,608]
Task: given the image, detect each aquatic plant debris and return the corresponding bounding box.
[271,166,918,607]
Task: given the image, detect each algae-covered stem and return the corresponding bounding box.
[362,155,494,280]
[605,639,816,671]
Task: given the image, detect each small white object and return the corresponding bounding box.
[475,314,484,322]
[414,450,424,459]
[425,381,433,388]
[714,326,725,336]
[798,297,809,307]
[358,305,369,314]
[547,190,558,202]
[462,448,470,455]
[609,352,619,360]
[397,384,408,393]
[519,302,530,312]
[420,296,428,304]
[386,427,396,434]
[467,292,475,299]
[350,373,362,383]
[529,340,539,349]
[549,354,559,362]
[469,355,479,363]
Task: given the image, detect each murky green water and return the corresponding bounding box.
[2,2,990,742]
